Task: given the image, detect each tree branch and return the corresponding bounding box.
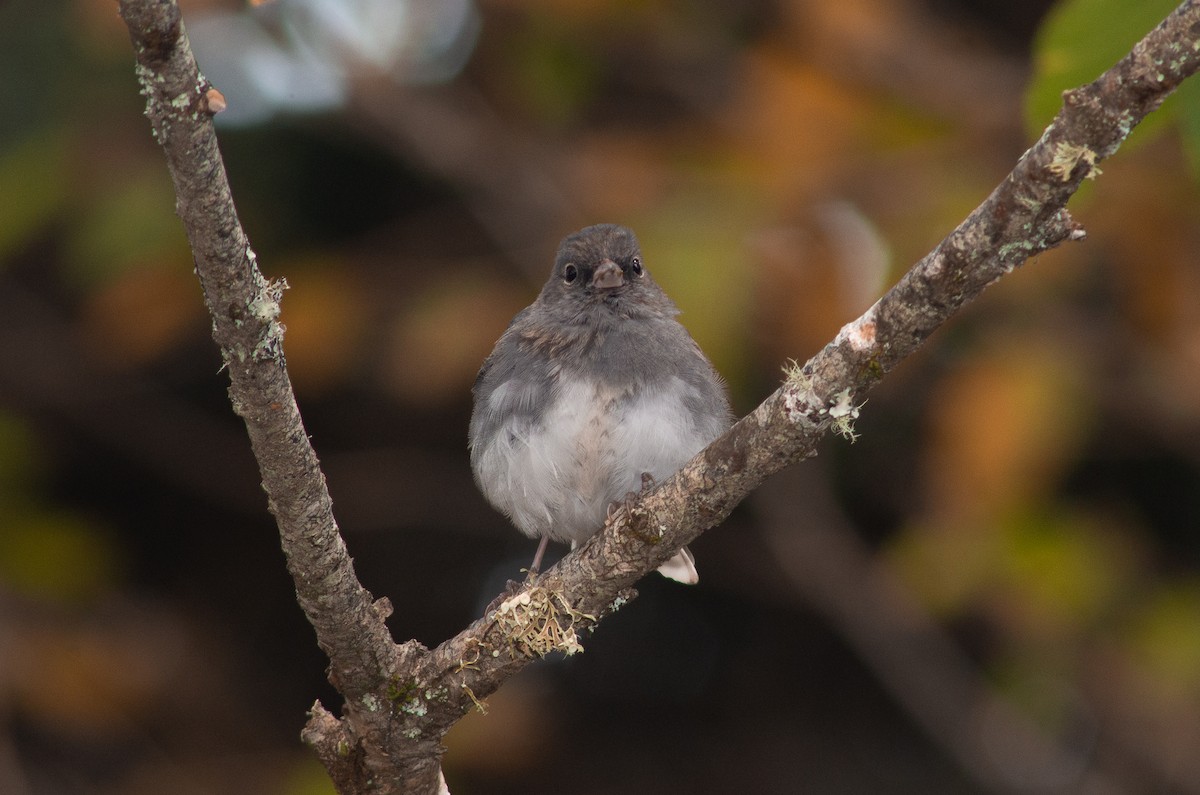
[117,1,419,790]
[117,0,1200,792]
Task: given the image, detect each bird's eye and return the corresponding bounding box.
[563,264,578,284]
[630,257,643,277]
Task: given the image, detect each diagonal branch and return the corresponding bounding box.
[117,0,412,788]
[420,0,1200,733]
[118,0,1200,793]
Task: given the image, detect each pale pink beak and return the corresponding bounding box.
[592,259,624,290]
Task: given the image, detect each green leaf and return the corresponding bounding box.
[1025,0,1196,148]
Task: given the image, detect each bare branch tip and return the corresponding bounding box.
[202,87,227,115]
[373,596,394,621]
[302,700,347,749]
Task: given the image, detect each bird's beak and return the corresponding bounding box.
[593,259,624,290]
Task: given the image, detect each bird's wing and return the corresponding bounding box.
[469,309,555,455]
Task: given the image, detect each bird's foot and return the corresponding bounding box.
[484,577,527,618]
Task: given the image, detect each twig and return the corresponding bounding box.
[117,1,427,791]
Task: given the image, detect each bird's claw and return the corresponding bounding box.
[608,472,657,520]
[483,578,526,617]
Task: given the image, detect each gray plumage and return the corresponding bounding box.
[468,224,732,583]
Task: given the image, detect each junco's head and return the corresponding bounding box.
[534,224,675,324]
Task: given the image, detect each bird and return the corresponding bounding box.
[468,224,733,584]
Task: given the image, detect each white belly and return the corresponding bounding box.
[478,375,712,543]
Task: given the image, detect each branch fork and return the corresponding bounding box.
[117,0,1200,791]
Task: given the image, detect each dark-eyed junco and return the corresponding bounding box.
[469,224,733,584]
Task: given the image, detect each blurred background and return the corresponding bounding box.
[3,0,1200,792]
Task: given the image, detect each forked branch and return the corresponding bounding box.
[118,1,1200,792]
